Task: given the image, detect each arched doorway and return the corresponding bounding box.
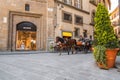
[16,21,37,50]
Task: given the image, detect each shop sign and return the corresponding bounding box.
[62,32,72,37]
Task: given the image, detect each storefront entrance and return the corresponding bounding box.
[16,21,37,50]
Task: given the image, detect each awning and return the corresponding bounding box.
[62,32,72,37]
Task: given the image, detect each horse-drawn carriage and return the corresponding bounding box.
[54,36,76,55]
[76,39,92,53]
[54,36,92,55]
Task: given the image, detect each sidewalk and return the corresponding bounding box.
[0,51,48,55]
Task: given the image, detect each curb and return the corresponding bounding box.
[0,51,50,55]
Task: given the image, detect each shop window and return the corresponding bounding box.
[16,21,36,51]
[75,15,83,25]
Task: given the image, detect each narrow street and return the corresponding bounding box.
[0,53,120,80]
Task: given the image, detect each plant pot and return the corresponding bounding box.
[106,48,119,68]
[97,48,119,69]
[97,62,108,69]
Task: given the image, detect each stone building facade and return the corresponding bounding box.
[47,0,111,51]
[0,0,111,51]
[47,0,98,41]
[0,0,47,51]
[110,6,120,39]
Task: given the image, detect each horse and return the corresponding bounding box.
[65,38,77,54]
[55,36,76,55]
[54,36,66,54]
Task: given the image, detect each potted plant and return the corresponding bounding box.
[93,3,119,69]
[93,45,108,69]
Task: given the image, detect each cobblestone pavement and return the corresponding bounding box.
[0,52,120,80]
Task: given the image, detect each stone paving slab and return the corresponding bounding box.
[0,53,120,80]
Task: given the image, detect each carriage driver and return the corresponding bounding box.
[78,35,84,42]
